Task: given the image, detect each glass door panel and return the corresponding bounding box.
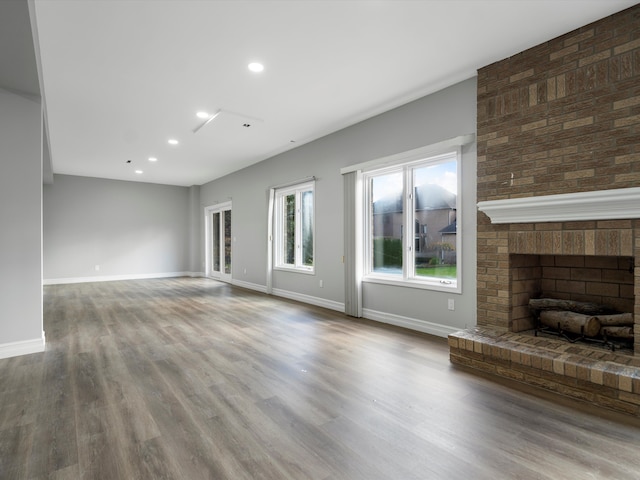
[224,209,232,275]
[211,212,221,273]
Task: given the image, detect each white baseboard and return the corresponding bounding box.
[362,308,459,338]
[0,331,45,360]
[231,279,268,293]
[230,283,455,338]
[230,281,343,313]
[272,288,345,312]
[44,271,202,285]
[185,271,205,278]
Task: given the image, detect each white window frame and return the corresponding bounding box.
[274,181,315,274]
[363,150,461,293]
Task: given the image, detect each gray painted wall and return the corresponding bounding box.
[43,175,192,281]
[200,77,477,334]
[0,88,43,345]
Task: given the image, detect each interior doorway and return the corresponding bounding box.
[205,202,232,282]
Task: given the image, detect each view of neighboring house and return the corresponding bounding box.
[372,183,457,268]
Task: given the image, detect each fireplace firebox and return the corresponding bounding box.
[512,254,635,352]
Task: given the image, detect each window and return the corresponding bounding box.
[363,151,460,291]
[274,182,314,272]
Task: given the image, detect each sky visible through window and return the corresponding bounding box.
[415,161,457,194]
[371,160,456,202]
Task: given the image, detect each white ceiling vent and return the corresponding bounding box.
[193,109,263,134]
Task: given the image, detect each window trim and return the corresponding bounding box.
[273,181,315,274]
[362,149,461,293]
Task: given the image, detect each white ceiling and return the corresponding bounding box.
[32,0,637,187]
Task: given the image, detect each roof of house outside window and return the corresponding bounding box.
[373,184,456,214]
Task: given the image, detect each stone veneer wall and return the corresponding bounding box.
[476,5,640,354]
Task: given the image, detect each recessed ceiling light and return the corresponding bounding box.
[248,62,264,73]
[196,111,210,119]
[148,157,158,162]
[135,170,143,174]
[168,139,179,145]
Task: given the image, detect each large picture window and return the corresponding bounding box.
[363,151,460,291]
[274,182,314,272]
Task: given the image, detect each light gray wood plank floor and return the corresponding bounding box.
[2,278,640,479]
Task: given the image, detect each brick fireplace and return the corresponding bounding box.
[449,5,640,415]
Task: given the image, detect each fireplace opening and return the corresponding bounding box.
[511,254,635,352]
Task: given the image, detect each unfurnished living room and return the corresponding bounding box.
[2,1,640,478]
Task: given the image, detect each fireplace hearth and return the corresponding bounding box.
[448,326,640,415]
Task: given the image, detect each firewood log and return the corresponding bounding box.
[539,310,601,337]
[529,298,612,315]
[600,326,634,340]
[597,313,634,326]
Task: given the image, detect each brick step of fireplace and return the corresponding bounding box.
[449,327,640,416]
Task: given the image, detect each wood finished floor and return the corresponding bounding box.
[2,278,640,479]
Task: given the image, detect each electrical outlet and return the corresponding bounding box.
[243,268,247,275]
[319,279,324,288]
[94,265,100,271]
[448,298,455,311]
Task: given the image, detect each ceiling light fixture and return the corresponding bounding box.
[148,157,157,162]
[135,170,143,174]
[248,62,264,73]
[192,108,222,134]
[168,139,179,145]
[196,111,210,119]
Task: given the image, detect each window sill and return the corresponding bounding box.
[363,275,460,294]
[274,266,315,275]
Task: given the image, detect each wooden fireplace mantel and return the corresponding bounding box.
[477,187,640,224]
